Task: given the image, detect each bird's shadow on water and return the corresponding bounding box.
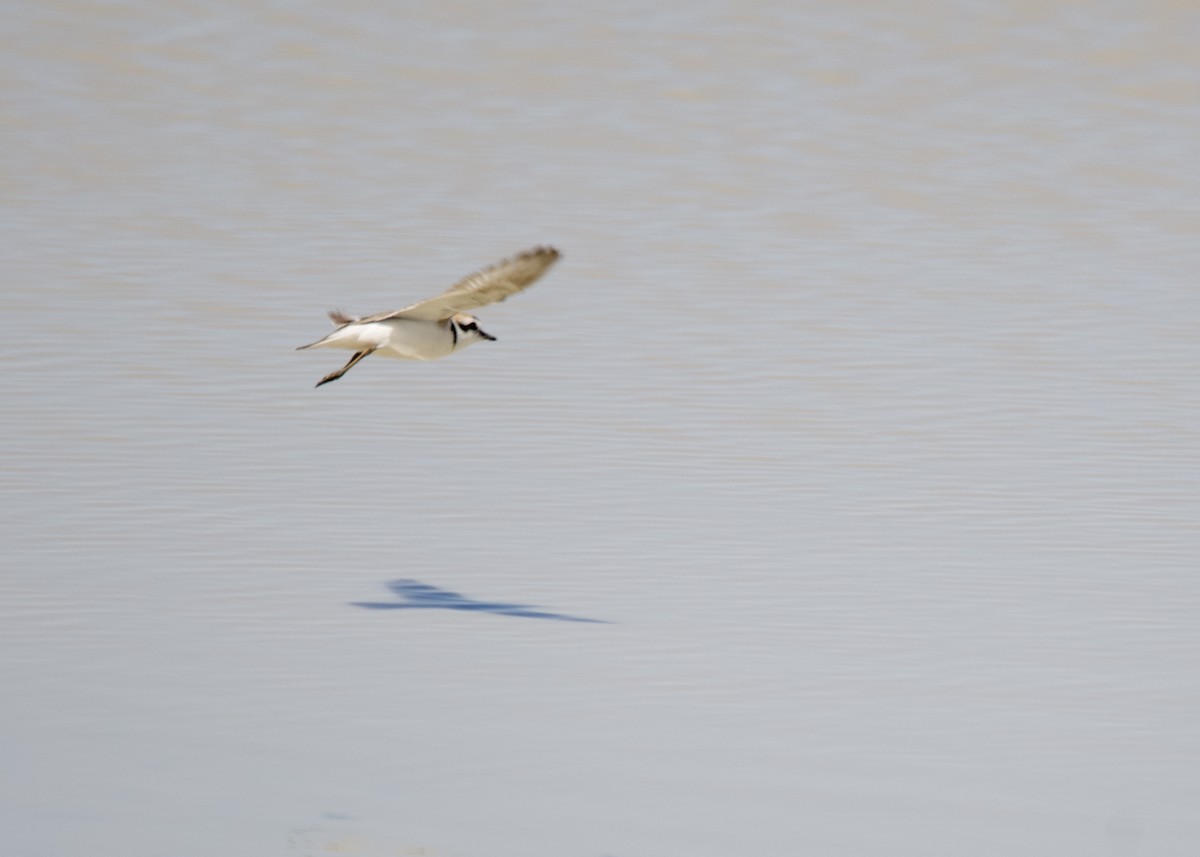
[351,579,611,624]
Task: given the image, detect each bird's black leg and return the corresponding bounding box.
[315,349,374,387]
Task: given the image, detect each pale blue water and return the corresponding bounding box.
[3,2,1199,855]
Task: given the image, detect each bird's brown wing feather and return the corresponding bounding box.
[355,246,560,323]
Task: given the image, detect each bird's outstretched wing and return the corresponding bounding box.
[355,246,560,323]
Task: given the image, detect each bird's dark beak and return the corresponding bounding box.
[480,331,497,341]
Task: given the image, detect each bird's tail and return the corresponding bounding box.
[296,310,357,350]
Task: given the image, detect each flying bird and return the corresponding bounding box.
[297,246,560,387]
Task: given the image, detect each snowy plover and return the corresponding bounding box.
[297,246,560,387]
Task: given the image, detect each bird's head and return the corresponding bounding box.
[452,313,497,344]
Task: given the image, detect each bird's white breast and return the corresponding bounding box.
[375,318,458,361]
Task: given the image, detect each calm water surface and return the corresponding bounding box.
[3,2,1199,856]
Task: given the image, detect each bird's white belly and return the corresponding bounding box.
[310,318,454,360]
[376,318,456,361]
